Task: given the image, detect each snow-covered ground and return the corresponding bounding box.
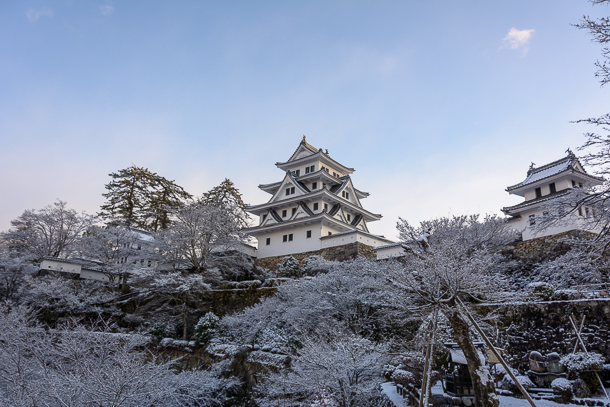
[381,381,610,407]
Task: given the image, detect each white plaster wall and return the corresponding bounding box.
[321,231,387,249]
[40,259,81,274]
[375,245,405,259]
[511,208,597,241]
[256,224,322,258]
[81,269,110,282]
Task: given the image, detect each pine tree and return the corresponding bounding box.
[99,166,192,231]
[200,178,249,227]
[99,166,155,229]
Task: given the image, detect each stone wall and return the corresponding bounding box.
[476,298,610,369]
[506,230,596,262]
[255,241,376,270]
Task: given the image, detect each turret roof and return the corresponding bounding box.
[506,150,603,192]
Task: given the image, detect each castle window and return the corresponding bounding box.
[312,182,317,189]
[310,165,315,172]
[307,230,312,238]
[292,207,297,216]
[324,203,328,211]
[289,234,293,241]
[549,183,556,193]
[579,183,583,188]
[282,210,287,217]
[305,167,310,174]
[295,170,300,176]
[285,186,295,196]
[283,235,287,242]
[266,238,270,246]
[333,172,337,177]
[572,180,576,187]
[342,191,350,200]
[347,214,351,222]
[262,214,267,222]
[313,202,319,211]
[585,207,590,217]
[529,215,536,226]
[535,188,542,198]
[578,207,583,216]
[328,231,332,236]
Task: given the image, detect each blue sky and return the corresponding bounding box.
[1,1,609,241]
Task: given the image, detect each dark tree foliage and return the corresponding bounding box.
[200,178,249,227]
[99,166,191,231]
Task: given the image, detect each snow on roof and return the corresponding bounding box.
[506,150,601,192]
[128,228,155,242]
[372,241,404,251]
[506,154,577,191]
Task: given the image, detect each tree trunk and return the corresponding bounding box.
[182,302,188,340]
[445,308,498,407]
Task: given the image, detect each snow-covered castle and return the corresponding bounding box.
[502,150,603,241]
[245,137,392,259]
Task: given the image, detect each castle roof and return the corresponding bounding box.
[506,150,603,193]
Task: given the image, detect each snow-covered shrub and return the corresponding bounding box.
[494,364,519,381]
[147,322,169,342]
[193,312,220,345]
[526,282,555,301]
[383,364,396,380]
[499,374,534,392]
[560,352,604,372]
[551,378,573,401]
[302,255,334,276]
[552,289,582,301]
[159,338,195,352]
[278,256,301,278]
[391,369,416,386]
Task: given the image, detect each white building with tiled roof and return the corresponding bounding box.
[502,150,603,241]
[245,137,393,258]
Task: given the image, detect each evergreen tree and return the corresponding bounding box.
[200,178,249,227]
[99,166,192,231]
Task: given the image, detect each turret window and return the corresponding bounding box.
[529,215,536,226]
[312,182,317,190]
[292,207,297,216]
[313,203,319,211]
[307,230,312,238]
[289,234,293,241]
[262,214,267,222]
[282,209,287,217]
[347,214,351,222]
[549,183,556,193]
[310,165,315,172]
[342,191,349,200]
[535,188,542,198]
[266,238,270,246]
[285,187,295,196]
[305,167,310,174]
[283,235,287,242]
[324,203,328,211]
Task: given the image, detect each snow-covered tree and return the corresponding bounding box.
[200,178,249,227]
[278,256,301,277]
[2,200,94,259]
[257,328,389,407]
[387,214,517,407]
[193,311,220,345]
[0,305,234,406]
[130,269,210,340]
[0,244,36,301]
[158,200,246,275]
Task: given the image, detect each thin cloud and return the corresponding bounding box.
[99,4,114,16]
[501,27,535,55]
[26,7,53,23]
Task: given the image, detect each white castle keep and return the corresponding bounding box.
[245,137,392,259]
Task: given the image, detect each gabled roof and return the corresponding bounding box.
[506,150,603,192]
[285,136,321,162]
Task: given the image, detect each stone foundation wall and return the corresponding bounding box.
[506,230,596,262]
[476,298,610,369]
[255,242,376,270]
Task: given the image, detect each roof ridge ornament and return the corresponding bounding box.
[527,162,536,175]
[566,148,575,158]
[302,134,306,143]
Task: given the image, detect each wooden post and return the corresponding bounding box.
[568,314,609,400]
[456,298,537,407]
